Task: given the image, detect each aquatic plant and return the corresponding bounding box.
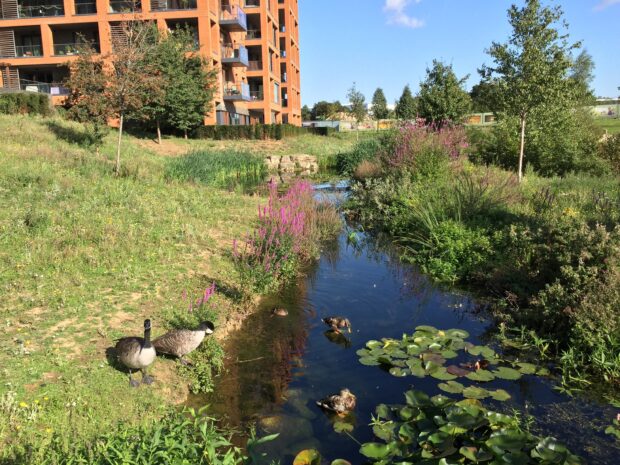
[233,180,341,292]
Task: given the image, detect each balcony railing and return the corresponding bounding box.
[14,44,43,57]
[16,3,64,17]
[220,4,247,31]
[53,42,100,55]
[221,43,248,67]
[151,0,196,11]
[244,0,259,7]
[223,82,251,101]
[20,79,69,95]
[248,60,262,71]
[109,0,141,13]
[249,90,262,101]
[75,1,96,14]
[246,29,261,39]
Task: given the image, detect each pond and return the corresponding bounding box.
[199,183,618,464]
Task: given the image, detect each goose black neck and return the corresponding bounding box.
[143,327,152,348]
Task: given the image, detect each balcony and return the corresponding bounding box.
[74,0,96,14]
[53,42,100,56]
[246,29,261,40]
[244,0,259,7]
[14,44,42,57]
[20,79,69,95]
[223,82,251,101]
[151,0,196,11]
[221,44,248,67]
[248,60,262,71]
[249,90,262,101]
[109,0,141,13]
[14,2,64,18]
[220,4,247,32]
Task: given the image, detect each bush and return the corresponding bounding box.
[0,92,51,116]
[599,133,620,175]
[336,138,382,175]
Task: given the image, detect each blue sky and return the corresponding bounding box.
[298,0,620,106]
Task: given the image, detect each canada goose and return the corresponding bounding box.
[322,317,351,334]
[271,308,289,317]
[152,321,215,365]
[316,389,357,416]
[115,319,156,388]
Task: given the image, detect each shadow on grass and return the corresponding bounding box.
[45,120,94,147]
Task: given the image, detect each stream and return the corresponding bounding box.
[200,182,618,464]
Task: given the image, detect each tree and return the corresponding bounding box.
[301,104,311,121]
[371,87,389,120]
[417,60,471,125]
[470,79,501,113]
[480,0,579,182]
[395,85,417,120]
[311,100,344,121]
[569,49,596,104]
[347,82,367,126]
[65,44,110,154]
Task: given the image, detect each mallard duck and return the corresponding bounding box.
[271,308,288,317]
[322,316,351,334]
[316,389,357,416]
[115,319,156,388]
[152,321,215,365]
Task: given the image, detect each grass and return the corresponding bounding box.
[0,115,264,459]
[594,117,620,134]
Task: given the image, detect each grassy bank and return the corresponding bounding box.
[344,124,620,397]
[595,117,620,135]
[0,115,265,460]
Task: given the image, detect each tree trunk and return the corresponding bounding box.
[156,120,162,145]
[184,129,188,140]
[115,113,124,176]
[518,114,526,183]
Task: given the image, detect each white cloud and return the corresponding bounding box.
[595,0,620,11]
[383,0,425,29]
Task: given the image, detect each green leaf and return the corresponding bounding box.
[360,442,392,460]
[462,386,490,400]
[359,357,381,366]
[389,367,409,377]
[486,430,529,452]
[333,421,354,434]
[490,389,512,402]
[405,390,431,407]
[492,367,522,381]
[331,460,352,465]
[438,380,465,394]
[293,449,321,465]
[467,345,496,358]
[431,367,458,381]
[446,328,470,339]
[416,325,438,334]
[515,362,537,375]
[531,437,568,462]
[466,369,495,382]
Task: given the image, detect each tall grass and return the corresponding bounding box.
[166,150,268,190]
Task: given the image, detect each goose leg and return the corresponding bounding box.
[179,357,193,366]
[128,370,140,388]
[141,369,154,385]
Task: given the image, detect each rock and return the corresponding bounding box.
[259,414,314,445]
[264,154,319,174]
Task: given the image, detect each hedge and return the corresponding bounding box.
[0,92,52,116]
[192,123,333,140]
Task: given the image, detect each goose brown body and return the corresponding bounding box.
[316,388,357,415]
[152,321,214,360]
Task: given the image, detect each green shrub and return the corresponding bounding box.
[599,133,620,175]
[193,123,311,140]
[336,138,382,175]
[0,92,51,116]
[165,150,267,190]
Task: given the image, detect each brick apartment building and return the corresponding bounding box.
[0,0,301,125]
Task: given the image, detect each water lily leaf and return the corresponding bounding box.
[440,423,469,435]
[422,352,446,364]
[398,423,417,443]
[468,345,496,358]
[536,367,550,376]
[431,367,458,381]
[377,355,394,365]
[515,362,537,375]
[373,423,395,441]
[331,460,352,465]
[409,363,427,378]
[462,386,490,400]
[438,380,465,394]
[440,349,459,359]
[406,344,423,355]
[487,411,516,426]
[531,437,568,462]
[424,360,443,373]
[466,369,495,382]
[398,406,415,421]
[486,430,529,452]
[359,442,392,460]
[293,449,321,465]
[406,390,431,407]
[446,328,470,339]
[490,389,511,402]
[356,349,370,357]
[333,421,354,434]
[416,325,438,334]
[376,403,391,419]
[496,452,530,465]
[431,395,452,407]
[447,365,470,377]
[366,340,382,349]
[459,446,481,462]
[492,367,522,381]
[359,357,380,366]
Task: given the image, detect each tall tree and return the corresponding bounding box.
[301,104,311,121]
[311,101,344,121]
[418,60,471,125]
[470,80,501,113]
[569,49,596,104]
[347,82,367,125]
[371,87,389,120]
[481,0,578,182]
[395,85,417,120]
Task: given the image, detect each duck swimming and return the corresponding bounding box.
[322,316,351,334]
[152,321,215,365]
[316,388,357,416]
[115,319,156,388]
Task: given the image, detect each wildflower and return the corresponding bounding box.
[19,402,28,408]
[43,396,49,401]
[45,428,53,434]
[34,399,39,404]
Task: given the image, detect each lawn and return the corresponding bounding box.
[594,116,620,134]
[0,115,264,457]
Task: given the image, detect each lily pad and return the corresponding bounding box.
[359,357,381,366]
[359,442,392,460]
[406,390,431,407]
[293,449,321,465]
[493,366,523,381]
[466,369,495,382]
[416,325,438,334]
[486,430,529,452]
[431,367,458,381]
[447,365,471,377]
[333,421,354,434]
[438,380,465,394]
[462,386,490,400]
[490,389,512,402]
[331,461,352,465]
[467,345,496,358]
[515,362,537,375]
[446,328,470,339]
[389,367,409,377]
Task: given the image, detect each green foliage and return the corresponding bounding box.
[301,104,311,121]
[311,100,345,121]
[395,85,417,120]
[336,138,382,176]
[0,92,51,116]
[470,79,501,113]
[417,60,472,124]
[599,133,620,175]
[193,123,310,140]
[371,88,389,120]
[346,82,367,125]
[165,150,267,190]
[569,50,596,104]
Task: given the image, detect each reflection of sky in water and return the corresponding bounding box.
[201,188,619,465]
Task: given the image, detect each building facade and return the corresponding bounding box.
[0,0,301,125]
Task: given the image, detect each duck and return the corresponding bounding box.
[316,389,357,416]
[115,319,156,388]
[152,321,215,365]
[271,308,289,317]
[322,316,351,334]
